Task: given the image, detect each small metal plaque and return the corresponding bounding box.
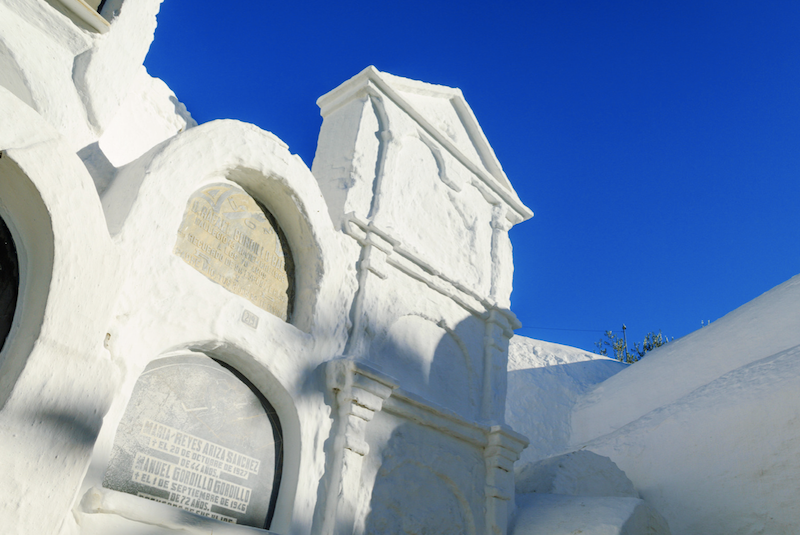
[173,183,293,321]
[104,354,282,528]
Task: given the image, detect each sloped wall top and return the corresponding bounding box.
[316,66,533,223]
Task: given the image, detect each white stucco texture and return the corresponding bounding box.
[0,86,121,535]
[570,274,800,535]
[511,494,670,535]
[505,336,624,465]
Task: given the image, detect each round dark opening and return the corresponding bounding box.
[0,215,19,352]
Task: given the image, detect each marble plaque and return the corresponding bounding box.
[104,354,283,528]
[173,183,293,321]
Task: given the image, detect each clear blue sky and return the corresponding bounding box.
[145,1,800,353]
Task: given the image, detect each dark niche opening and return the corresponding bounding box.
[0,215,19,353]
[104,354,283,529]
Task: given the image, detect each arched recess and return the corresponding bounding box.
[373,314,479,418]
[103,352,285,529]
[0,87,121,534]
[364,458,476,535]
[0,155,54,408]
[102,119,350,341]
[177,340,301,534]
[99,341,301,533]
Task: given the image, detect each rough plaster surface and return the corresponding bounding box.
[0,87,121,535]
[0,3,542,535]
[312,67,530,309]
[511,494,670,535]
[571,274,800,535]
[515,450,638,498]
[10,0,788,527]
[98,65,196,168]
[362,417,483,535]
[506,336,624,465]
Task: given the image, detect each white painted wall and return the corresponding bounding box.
[0,3,533,535]
[570,275,800,535]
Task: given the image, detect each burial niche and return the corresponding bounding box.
[173,183,294,321]
[0,215,18,353]
[104,354,283,528]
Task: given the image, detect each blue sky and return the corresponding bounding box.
[145,1,800,353]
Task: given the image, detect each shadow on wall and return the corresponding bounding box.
[371,314,485,420]
[363,423,479,535]
[33,406,104,447]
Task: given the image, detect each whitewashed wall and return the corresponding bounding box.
[0,1,533,534]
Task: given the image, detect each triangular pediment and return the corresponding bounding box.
[317,67,532,222]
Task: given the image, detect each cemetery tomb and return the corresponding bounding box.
[104,354,283,528]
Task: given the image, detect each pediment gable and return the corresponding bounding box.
[317,67,532,222]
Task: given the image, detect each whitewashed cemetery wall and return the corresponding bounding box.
[0,2,532,534]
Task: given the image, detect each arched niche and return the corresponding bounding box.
[173,182,295,322]
[103,120,347,338]
[103,352,284,529]
[0,155,54,408]
[225,166,318,333]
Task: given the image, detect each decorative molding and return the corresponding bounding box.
[321,359,529,535]
[481,309,513,421]
[320,358,396,535]
[378,372,529,535]
[342,212,520,334]
[383,387,489,448]
[317,67,532,225]
[343,213,519,422]
[484,425,528,535]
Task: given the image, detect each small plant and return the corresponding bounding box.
[595,328,670,363]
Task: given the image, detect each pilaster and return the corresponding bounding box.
[320,359,396,535]
[484,425,528,535]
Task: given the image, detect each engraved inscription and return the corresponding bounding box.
[173,183,294,321]
[104,354,283,528]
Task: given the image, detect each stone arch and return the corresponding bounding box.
[225,165,329,333]
[102,120,349,340]
[0,155,54,407]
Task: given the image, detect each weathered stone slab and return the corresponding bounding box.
[104,354,282,528]
[173,183,293,321]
